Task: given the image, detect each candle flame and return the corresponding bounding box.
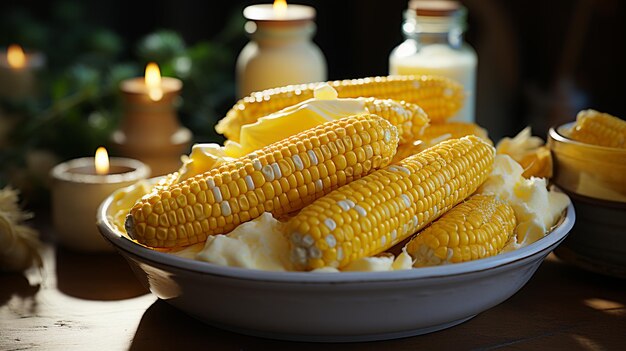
[95,147,110,175]
[273,0,287,17]
[7,44,26,69]
[145,62,163,101]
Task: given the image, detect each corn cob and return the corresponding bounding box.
[286,135,495,270]
[568,109,626,149]
[125,114,400,248]
[217,75,463,141]
[406,194,516,267]
[360,97,429,144]
[392,122,490,163]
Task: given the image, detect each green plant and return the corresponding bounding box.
[0,1,245,207]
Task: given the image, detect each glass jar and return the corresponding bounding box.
[236,9,327,98]
[389,0,477,122]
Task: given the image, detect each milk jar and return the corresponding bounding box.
[390,0,477,122]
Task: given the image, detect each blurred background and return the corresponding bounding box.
[1,0,625,206]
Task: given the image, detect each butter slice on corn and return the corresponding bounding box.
[224,83,428,158]
[217,75,462,142]
[286,135,495,270]
[125,114,399,248]
[406,194,516,267]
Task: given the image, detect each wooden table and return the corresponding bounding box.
[1,223,625,350]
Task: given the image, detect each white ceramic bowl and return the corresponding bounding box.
[97,193,575,342]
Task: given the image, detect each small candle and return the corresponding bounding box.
[112,62,191,176]
[236,0,326,97]
[118,62,182,102]
[242,0,315,22]
[50,147,150,252]
[0,44,45,100]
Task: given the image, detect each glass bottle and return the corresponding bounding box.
[389,0,477,122]
[236,5,327,98]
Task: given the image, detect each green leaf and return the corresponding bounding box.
[136,30,187,64]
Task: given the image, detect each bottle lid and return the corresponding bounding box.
[408,0,461,16]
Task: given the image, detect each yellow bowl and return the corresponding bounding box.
[548,123,626,203]
[548,123,626,278]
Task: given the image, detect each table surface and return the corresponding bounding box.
[1,222,625,351]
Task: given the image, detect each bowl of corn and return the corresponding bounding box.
[98,193,573,342]
[548,110,626,278]
[97,75,575,341]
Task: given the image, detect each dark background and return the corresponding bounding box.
[1,0,625,140]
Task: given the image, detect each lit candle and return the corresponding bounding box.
[242,0,315,21]
[112,62,192,176]
[236,0,327,97]
[0,44,45,100]
[118,62,182,102]
[50,147,150,252]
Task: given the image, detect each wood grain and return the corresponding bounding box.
[1,237,624,350]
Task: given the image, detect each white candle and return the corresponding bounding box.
[242,1,315,22]
[236,1,326,97]
[50,147,150,252]
[0,44,45,100]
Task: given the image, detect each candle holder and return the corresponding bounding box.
[112,75,192,176]
[236,3,327,97]
[0,45,45,147]
[50,157,150,252]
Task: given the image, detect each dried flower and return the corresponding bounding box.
[0,186,43,272]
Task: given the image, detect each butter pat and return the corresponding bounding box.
[343,254,395,272]
[478,155,570,249]
[224,83,366,158]
[194,213,293,271]
[173,209,414,272]
[314,83,339,100]
[178,143,234,181]
[342,248,414,272]
[108,180,152,235]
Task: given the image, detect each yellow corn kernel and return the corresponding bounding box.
[216,75,462,141]
[360,98,429,144]
[286,135,495,270]
[406,194,516,266]
[567,109,626,149]
[126,114,399,248]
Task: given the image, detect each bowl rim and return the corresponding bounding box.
[97,193,575,284]
[549,122,626,154]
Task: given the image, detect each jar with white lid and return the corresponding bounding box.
[389,0,477,123]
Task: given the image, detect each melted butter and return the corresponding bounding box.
[108,181,152,235]
[224,83,366,158]
[178,143,235,181]
[478,155,570,249]
[192,213,293,271]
